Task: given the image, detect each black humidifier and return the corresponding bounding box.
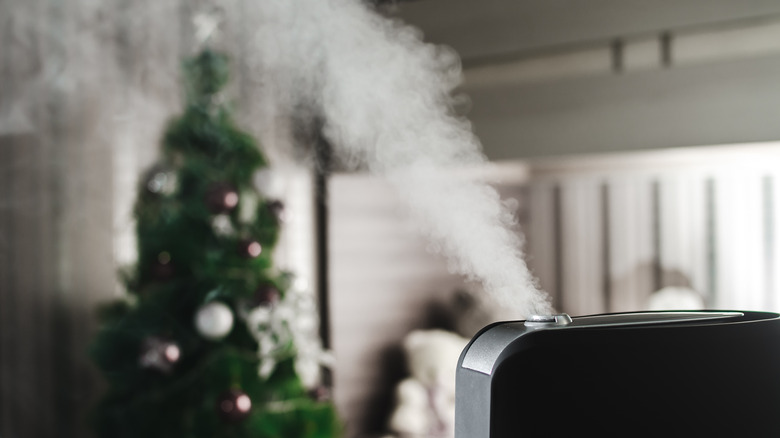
[455,310,780,437]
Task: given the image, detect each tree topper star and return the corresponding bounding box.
[193,10,222,44]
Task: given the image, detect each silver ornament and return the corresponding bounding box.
[238,190,259,224]
[211,214,235,237]
[195,301,234,340]
[147,170,178,195]
[138,336,181,373]
[236,274,332,386]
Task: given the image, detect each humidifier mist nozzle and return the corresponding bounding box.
[524,314,572,328]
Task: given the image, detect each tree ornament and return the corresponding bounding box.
[239,239,263,258]
[216,389,252,422]
[193,7,224,46]
[194,301,234,340]
[211,214,235,237]
[253,168,285,199]
[238,190,259,224]
[252,284,280,307]
[138,336,181,373]
[151,251,175,281]
[308,385,332,403]
[145,167,178,196]
[205,182,239,214]
[267,200,287,223]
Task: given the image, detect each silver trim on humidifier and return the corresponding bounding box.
[460,311,743,375]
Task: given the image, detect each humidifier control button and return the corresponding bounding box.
[524,313,572,328]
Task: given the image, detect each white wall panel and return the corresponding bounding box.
[606,177,655,312]
[658,174,709,299]
[713,172,768,310]
[559,178,606,316]
[526,183,560,308]
[770,173,780,312]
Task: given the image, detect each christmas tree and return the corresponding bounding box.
[89,49,341,438]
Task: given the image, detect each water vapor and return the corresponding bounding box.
[1,0,553,315]
[253,0,552,315]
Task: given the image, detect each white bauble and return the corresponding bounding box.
[211,214,235,237]
[146,170,178,196]
[238,190,259,223]
[195,301,234,340]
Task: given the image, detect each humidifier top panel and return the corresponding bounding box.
[461,310,747,375]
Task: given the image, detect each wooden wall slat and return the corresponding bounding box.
[1,4,15,436]
[713,173,767,310]
[606,177,655,312]
[0,143,9,438]
[770,173,780,312]
[559,178,606,316]
[12,136,49,438]
[0,136,19,438]
[36,135,56,438]
[526,183,560,308]
[658,174,709,298]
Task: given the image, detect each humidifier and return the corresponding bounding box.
[455,310,780,436]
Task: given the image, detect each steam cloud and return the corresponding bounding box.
[254,0,552,316]
[0,0,552,316]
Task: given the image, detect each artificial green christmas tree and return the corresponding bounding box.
[89,49,341,438]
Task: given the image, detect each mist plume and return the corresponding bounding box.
[254,0,553,316]
[0,0,553,316]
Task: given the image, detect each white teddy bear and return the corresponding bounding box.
[387,329,470,438]
[647,286,704,310]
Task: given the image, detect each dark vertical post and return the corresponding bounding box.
[651,180,662,292]
[601,182,612,312]
[552,184,564,312]
[611,38,624,74]
[314,134,333,386]
[660,32,673,68]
